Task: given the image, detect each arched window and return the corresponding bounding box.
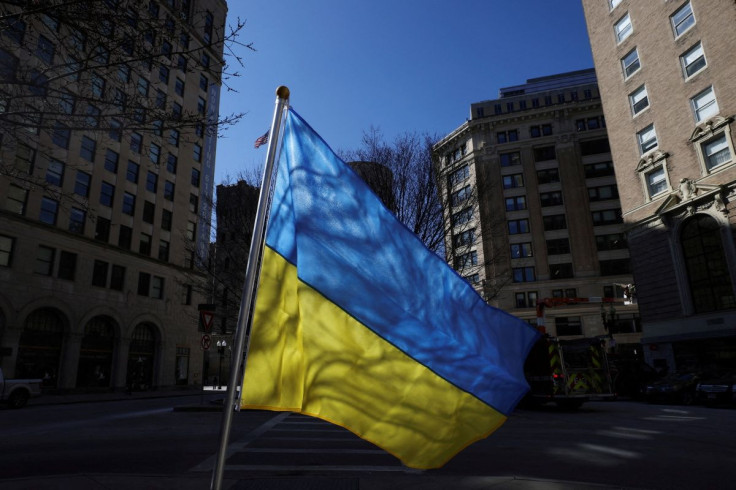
[16,308,66,386]
[77,316,116,388]
[681,215,736,313]
[127,323,157,390]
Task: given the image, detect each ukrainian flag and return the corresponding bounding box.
[241,108,539,469]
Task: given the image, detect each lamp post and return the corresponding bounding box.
[216,339,227,390]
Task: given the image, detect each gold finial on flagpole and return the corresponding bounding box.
[277,85,290,100]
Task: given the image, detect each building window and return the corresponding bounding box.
[36,35,55,64]
[39,197,59,225]
[95,217,111,242]
[555,317,582,336]
[35,246,55,275]
[169,129,180,147]
[546,237,570,255]
[588,185,619,202]
[540,191,564,207]
[122,192,136,216]
[637,124,658,155]
[596,233,627,251]
[137,272,151,296]
[671,1,695,38]
[550,263,574,279]
[691,86,718,123]
[100,182,114,207]
[502,174,524,189]
[452,207,473,226]
[151,276,164,299]
[615,12,632,43]
[161,209,173,231]
[193,143,202,162]
[6,185,28,215]
[681,42,706,79]
[175,78,185,96]
[143,201,155,224]
[500,152,520,167]
[508,219,530,235]
[449,165,469,186]
[592,209,623,225]
[629,85,649,115]
[0,235,15,267]
[126,161,139,183]
[542,214,567,231]
[146,171,158,193]
[512,266,536,283]
[78,136,96,162]
[69,207,85,234]
[149,143,161,165]
[46,159,65,186]
[130,132,142,153]
[166,153,178,174]
[600,259,631,276]
[552,289,578,299]
[536,168,560,185]
[118,225,132,249]
[584,161,615,179]
[451,185,471,207]
[621,47,640,78]
[681,215,736,313]
[533,146,556,162]
[701,133,732,171]
[510,242,533,259]
[200,74,209,91]
[645,166,668,198]
[189,194,198,213]
[158,240,170,262]
[52,122,70,148]
[186,221,196,240]
[57,251,77,280]
[515,291,538,309]
[139,233,152,256]
[109,119,121,142]
[159,65,169,84]
[453,229,475,248]
[110,265,125,291]
[164,181,175,201]
[505,196,527,211]
[454,250,478,269]
[191,168,201,187]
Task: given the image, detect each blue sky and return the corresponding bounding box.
[214,0,594,182]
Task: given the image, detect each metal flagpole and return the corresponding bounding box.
[210,86,290,490]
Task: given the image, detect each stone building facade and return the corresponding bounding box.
[434,70,640,354]
[582,0,736,372]
[0,0,228,391]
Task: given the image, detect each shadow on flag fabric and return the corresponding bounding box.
[241,108,540,469]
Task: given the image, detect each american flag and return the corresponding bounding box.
[254,131,269,149]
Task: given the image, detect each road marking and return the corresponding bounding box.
[579,443,640,459]
[224,464,421,473]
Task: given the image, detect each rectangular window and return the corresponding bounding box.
[149,143,161,165]
[46,159,65,186]
[69,207,85,234]
[453,229,475,248]
[505,196,527,211]
[15,144,36,174]
[36,34,55,64]
[503,174,524,189]
[79,136,96,162]
[200,74,209,91]
[52,122,70,148]
[629,85,649,115]
[168,129,180,147]
[95,217,111,242]
[451,186,471,206]
[637,124,658,154]
[536,168,560,184]
[681,42,706,78]
[449,165,469,186]
[588,185,619,201]
[622,47,640,78]
[6,185,28,215]
[702,134,732,171]
[600,258,632,276]
[127,161,139,183]
[189,194,199,213]
[175,78,185,96]
[596,233,627,251]
[550,263,574,279]
[610,0,622,10]
[109,119,121,141]
[540,191,563,207]
[452,207,473,226]
[542,214,567,231]
[130,132,142,153]
[592,209,623,225]
[186,221,196,240]
[146,171,158,193]
[454,250,478,269]
[166,153,178,174]
[164,181,175,201]
[691,86,718,122]
[193,144,202,162]
[584,161,615,179]
[161,209,173,231]
[118,225,132,250]
[191,168,201,187]
[159,65,169,84]
[555,317,582,336]
[671,1,695,37]
[139,233,152,256]
[122,192,136,216]
[510,242,533,259]
[110,265,125,291]
[546,238,570,255]
[158,240,170,262]
[143,201,155,224]
[93,261,108,286]
[104,149,119,173]
[137,272,151,296]
[508,219,530,235]
[35,246,55,275]
[500,152,520,167]
[39,197,59,225]
[0,235,14,267]
[615,12,632,43]
[512,266,536,283]
[533,146,556,162]
[58,251,77,280]
[100,182,114,207]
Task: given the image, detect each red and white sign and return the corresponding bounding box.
[201,334,211,350]
[200,311,214,333]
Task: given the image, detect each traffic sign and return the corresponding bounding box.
[200,310,215,333]
[201,334,211,350]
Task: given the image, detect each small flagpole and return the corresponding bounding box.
[210,86,290,490]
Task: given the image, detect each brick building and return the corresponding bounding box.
[434,70,640,353]
[0,0,227,390]
[582,0,736,372]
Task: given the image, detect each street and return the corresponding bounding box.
[0,395,734,489]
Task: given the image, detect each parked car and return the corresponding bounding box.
[0,368,42,408]
[696,369,736,407]
[644,372,703,405]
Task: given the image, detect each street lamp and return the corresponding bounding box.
[216,339,227,390]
